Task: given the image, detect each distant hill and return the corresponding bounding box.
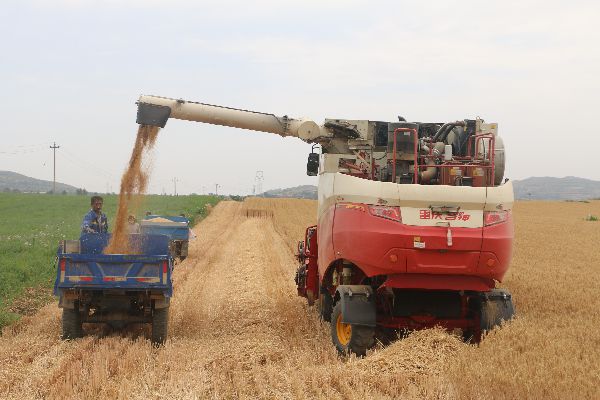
[0,171,80,193]
[513,176,600,200]
[262,185,317,200]
[262,177,600,201]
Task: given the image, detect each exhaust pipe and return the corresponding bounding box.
[419,142,446,183]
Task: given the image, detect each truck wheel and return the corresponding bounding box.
[317,291,333,322]
[330,302,375,356]
[151,306,169,346]
[62,307,83,340]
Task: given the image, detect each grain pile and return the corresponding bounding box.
[145,217,175,223]
[1,199,599,399]
[104,125,159,254]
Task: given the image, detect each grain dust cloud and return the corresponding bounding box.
[104,125,159,254]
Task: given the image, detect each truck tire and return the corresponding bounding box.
[62,307,83,340]
[151,306,169,346]
[330,302,375,356]
[317,291,333,322]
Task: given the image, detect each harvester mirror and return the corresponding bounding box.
[307,152,319,176]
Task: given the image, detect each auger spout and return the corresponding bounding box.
[136,95,327,142]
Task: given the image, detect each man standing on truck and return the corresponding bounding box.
[127,214,140,234]
[81,196,108,234]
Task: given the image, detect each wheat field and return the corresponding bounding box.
[0,199,599,399]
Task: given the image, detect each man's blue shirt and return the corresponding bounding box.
[81,209,108,234]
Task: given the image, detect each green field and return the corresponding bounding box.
[0,193,220,328]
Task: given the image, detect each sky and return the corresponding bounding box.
[1,0,599,195]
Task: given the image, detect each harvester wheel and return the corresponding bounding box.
[317,291,333,322]
[330,302,374,357]
[151,306,169,346]
[306,289,315,306]
[62,307,83,340]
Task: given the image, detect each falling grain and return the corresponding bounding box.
[104,125,159,254]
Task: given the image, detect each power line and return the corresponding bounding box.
[61,148,117,179]
[0,142,52,155]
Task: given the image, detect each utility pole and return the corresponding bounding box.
[50,142,60,194]
[215,183,220,196]
[173,177,178,196]
[255,170,264,197]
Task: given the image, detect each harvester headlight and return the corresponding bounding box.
[483,210,510,226]
[368,205,402,222]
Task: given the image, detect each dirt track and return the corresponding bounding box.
[1,199,599,399]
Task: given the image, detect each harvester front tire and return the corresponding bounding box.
[151,306,169,346]
[61,307,83,340]
[330,302,375,357]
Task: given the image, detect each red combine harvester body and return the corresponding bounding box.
[296,201,513,353]
[136,95,515,356]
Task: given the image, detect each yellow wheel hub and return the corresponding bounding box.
[336,313,352,346]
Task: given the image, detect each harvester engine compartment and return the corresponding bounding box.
[318,117,505,187]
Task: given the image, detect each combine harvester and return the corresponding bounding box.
[136,95,515,355]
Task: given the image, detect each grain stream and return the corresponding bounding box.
[105,125,159,254]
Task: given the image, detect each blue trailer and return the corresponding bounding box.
[141,215,191,260]
[54,233,173,345]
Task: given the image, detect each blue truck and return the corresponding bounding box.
[54,233,173,345]
[141,215,191,260]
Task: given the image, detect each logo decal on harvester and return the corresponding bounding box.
[419,210,470,221]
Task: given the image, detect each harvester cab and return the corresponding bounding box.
[136,95,515,355]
